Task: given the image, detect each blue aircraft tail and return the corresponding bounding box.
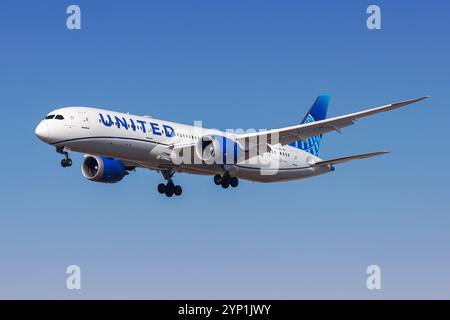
[290,95,329,156]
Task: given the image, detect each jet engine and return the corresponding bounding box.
[195,135,243,164]
[81,155,128,183]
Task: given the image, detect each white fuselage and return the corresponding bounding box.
[35,106,332,182]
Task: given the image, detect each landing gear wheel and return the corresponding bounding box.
[230,177,239,188]
[157,183,166,194]
[221,180,230,189]
[165,181,174,197]
[166,181,174,190]
[213,174,222,185]
[159,170,182,197]
[165,188,174,197]
[174,185,182,196]
[57,147,72,168]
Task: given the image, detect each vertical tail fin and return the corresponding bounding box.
[291,95,329,156]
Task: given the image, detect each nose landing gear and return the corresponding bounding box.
[213,172,239,189]
[57,147,72,167]
[61,158,72,168]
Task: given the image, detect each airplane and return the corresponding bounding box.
[35,95,429,197]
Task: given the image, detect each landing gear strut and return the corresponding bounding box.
[57,147,72,167]
[214,172,239,189]
[158,169,182,197]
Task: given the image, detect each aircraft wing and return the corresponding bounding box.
[168,141,197,150]
[235,96,429,147]
[165,141,198,163]
[313,151,389,167]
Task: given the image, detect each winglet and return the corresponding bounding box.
[390,96,430,109]
[314,150,390,167]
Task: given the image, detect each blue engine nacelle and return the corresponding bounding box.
[195,134,243,164]
[81,155,128,183]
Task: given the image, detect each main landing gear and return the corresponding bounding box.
[57,147,72,168]
[158,169,182,197]
[214,172,239,189]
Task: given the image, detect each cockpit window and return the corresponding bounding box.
[55,115,64,120]
[45,115,55,120]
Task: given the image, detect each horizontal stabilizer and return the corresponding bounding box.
[314,151,390,166]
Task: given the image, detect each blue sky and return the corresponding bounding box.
[0,0,449,299]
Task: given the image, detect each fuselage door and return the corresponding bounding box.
[78,112,90,129]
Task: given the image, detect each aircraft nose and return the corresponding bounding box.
[35,122,49,141]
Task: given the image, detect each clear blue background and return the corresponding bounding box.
[0,0,448,299]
